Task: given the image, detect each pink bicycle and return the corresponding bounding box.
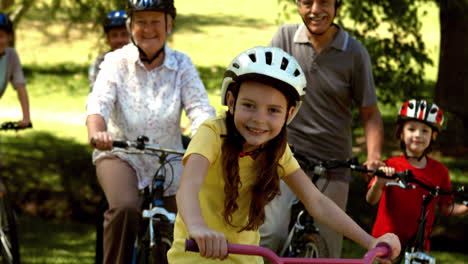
[185,239,391,264]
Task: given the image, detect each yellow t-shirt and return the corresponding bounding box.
[167,115,300,264]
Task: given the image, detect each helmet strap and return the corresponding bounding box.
[404,152,425,162]
[140,44,165,64]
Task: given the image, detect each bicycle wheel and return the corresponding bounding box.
[136,236,172,264]
[0,182,20,264]
[136,220,173,264]
[297,233,329,258]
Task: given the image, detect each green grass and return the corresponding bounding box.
[19,215,94,264]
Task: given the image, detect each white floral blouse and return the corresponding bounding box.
[86,43,215,195]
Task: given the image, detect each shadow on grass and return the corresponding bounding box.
[22,62,223,96]
[23,63,88,76]
[0,131,101,222]
[174,13,272,34]
[18,215,94,264]
[22,63,89,96]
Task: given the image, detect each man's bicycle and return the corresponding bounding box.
[185,238,391,264]
[279,152,365,259]
[94,136,184,264]
[364,168,468,264]
[0,121,32,264]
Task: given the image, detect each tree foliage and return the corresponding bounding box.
[277,0,433,105]
[3,0,126,30]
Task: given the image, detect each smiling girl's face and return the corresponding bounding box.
[227,81,295,152]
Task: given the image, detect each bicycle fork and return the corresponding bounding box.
[404,193,436,264]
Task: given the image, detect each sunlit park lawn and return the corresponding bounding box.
[1,0,466,263]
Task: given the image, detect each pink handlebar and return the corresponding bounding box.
[185,239,391,264]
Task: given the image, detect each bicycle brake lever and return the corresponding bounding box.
[136,135,149,150]
[386,181,414,189]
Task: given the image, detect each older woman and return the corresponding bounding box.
[86,1,215,263]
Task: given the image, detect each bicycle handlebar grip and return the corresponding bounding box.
[362,242,392,264]
[185,239,199,252]
[375,242,392,259]
[113,140,129,148]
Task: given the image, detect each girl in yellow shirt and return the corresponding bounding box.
[167,47,400,264]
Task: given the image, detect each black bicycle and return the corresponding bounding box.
[279,152,366,258]
[94,135,184,264]
[0,121,32,264]
[365,168,468,264]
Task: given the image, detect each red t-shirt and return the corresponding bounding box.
[369,155,453,251]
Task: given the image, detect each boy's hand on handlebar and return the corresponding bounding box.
[372,233,401,264]
[189,226,228,260]
[90,131,113,150]
[374,166,398,186]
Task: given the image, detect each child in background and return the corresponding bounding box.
[167,46,400,264]
[366,99,468,263]
[0,13,31,127]
[88,10,129,90]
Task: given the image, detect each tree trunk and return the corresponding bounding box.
[435,0,468,153]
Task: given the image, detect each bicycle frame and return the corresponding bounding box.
[185,239,391,264]
[111,136,185,264]
[280,154,363,258]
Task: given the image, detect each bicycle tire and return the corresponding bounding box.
[297,233,329,258]
[136,236,171,264]
[136,221,173,264]
[0,181,20,264]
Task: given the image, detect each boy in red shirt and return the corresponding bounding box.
[366,99,468,263]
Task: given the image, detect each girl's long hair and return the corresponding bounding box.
[221,84,290,232]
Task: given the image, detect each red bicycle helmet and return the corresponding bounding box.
[398,99,444,131]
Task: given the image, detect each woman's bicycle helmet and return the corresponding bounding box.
[103,10,127,33]
[0,13,13,33]
[398,99,444,132]
[221,46,307,124]
[127,0,176,19]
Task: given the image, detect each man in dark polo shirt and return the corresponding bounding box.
[260,0,385,258]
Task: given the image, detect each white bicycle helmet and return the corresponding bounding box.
[221,46,307,124]
[398,99,444,131]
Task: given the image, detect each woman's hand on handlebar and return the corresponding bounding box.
[90,131,113,150]
[371,233,401,264]
[188,225,228,260]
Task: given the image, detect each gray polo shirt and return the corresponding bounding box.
[271,24,377,181]
[0,48,26,99]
